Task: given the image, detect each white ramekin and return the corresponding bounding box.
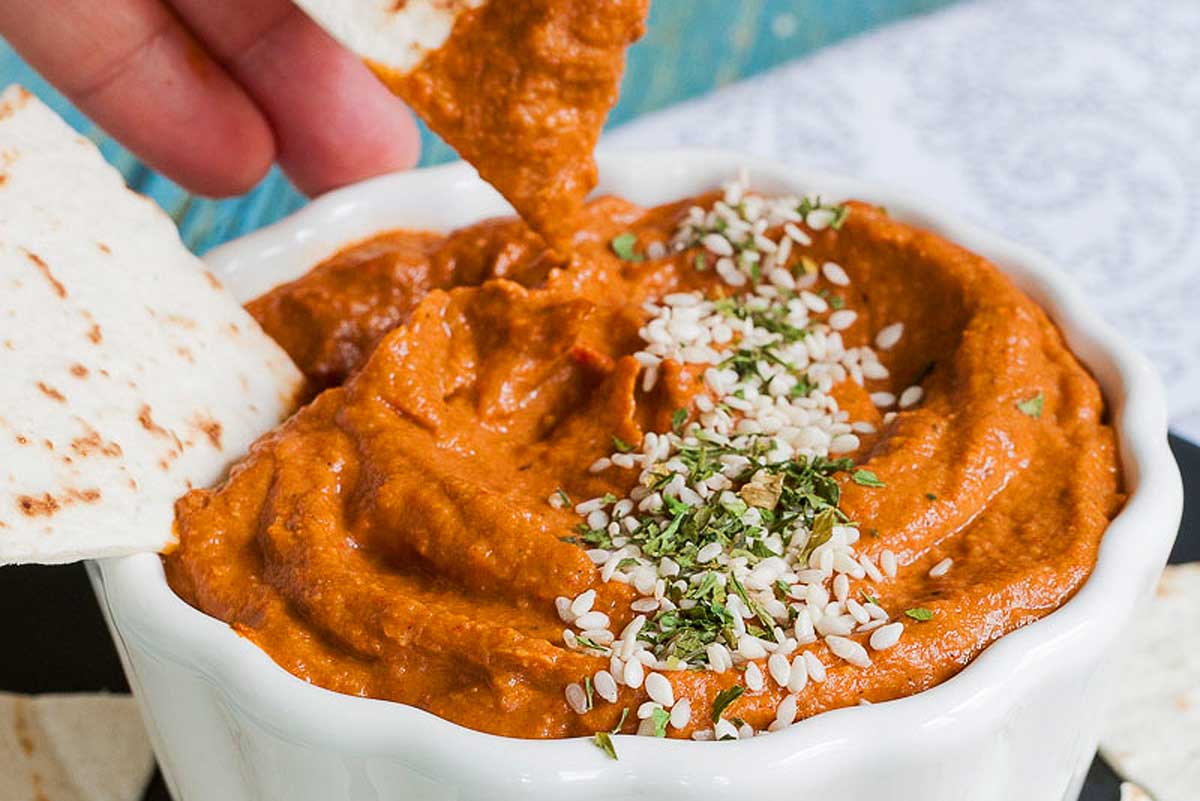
[89,150,1182,801]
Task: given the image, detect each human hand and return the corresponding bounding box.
[0,0,421,197]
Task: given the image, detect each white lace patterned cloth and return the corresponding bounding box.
[606,0,1200,440]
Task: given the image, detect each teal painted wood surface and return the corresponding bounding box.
[0,0,957,253]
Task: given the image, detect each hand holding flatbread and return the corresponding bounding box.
[0,86,304,565]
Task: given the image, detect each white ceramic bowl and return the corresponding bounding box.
[89,150,1182,801]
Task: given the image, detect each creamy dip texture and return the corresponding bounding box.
[165,177,1123,743]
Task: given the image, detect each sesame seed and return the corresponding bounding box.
[706,642,732,673]
[701,233,734,256]
[573,613,609,633]
[768,653,792,687]
[881,549,898,578]
[833,573,850,603]
[646,672,675,707]
[775,694,798,726]
[826,635,871,668]
[875,322,904,351]
[787,655,809,692]
[623,657,645,689]
[821,261,851,286]
[555,596,575,623]
[869,622,904,651]
[803,651,827,682]
[899,385,924,409]
[595,670,618,703]
[929,557,953,578]
[620,614,647,642]
[784,222,812,247]
[829,433,860,454]
[828,310,857,331]
[631,597,660,613]
[745,661,764,692]
[870,391,896,408]
[859,554,885,583]
[575,498,607,515]
[670,698,692,729]
[565,683,589,714]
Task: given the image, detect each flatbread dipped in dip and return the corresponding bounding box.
[292,0,650,252]
[0,86,304,565]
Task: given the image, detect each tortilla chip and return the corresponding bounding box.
[293,0,649,250]
[0,692,153,801]
[0,86,304,565]
[1100,563,1200,801]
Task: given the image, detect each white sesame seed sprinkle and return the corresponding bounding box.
[929,557,953,578]
[646,672,675,708]
[803,651,827,682]
[899,385,925,409]
[768,653,792,687]
[594,670,618,703]
[553,177,929,742]
[745,661,764,692]
[869,622,904,651]
[670,698,692,729]
[826,635,872,668]
[566,683,589,714]
[821,261,850,286]
[623,656,645,689]
[875,322,904,351]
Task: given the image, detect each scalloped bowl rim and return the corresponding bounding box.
[95,148,1181,792]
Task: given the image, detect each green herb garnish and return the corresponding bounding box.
[671,408,688,431]
[905,607,934,622]
[593,731,618,759]
[711,685,745,722]
[611,436,634,453]
[852,469,886,488]
[611,232,643,262]
[1016,392,1044,419]
[575,635,609,652]
[651,706,671,737]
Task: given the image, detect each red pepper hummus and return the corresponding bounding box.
[165,180,1123,741]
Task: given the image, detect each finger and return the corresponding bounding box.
[0,0,276,196]
[167,0,421,196]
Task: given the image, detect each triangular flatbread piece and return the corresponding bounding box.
[1101,564,1200,801]
[0,692,153,801]
[0,86,304,564]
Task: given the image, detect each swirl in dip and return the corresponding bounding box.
[165,177,1123,743]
